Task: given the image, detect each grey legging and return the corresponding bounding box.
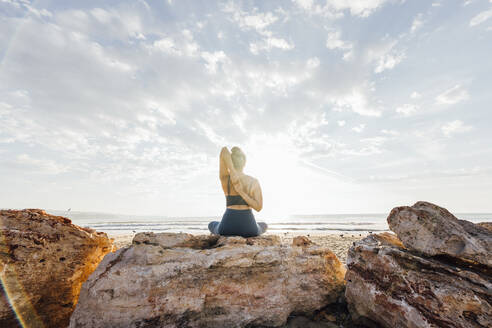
[208,208,267,238]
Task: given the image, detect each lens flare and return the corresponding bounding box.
[1,222,45,328]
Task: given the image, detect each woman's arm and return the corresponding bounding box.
[220,147,240,182]
[232,179,263,212]
[219,148,228,179]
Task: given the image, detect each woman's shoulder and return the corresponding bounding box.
[243,174,259,184]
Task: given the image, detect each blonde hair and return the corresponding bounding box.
[231,146,246,170]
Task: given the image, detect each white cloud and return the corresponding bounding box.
[201,51,229,73]
[410,91,421,99]
[306,57,320,69]
[293,0,314,10]
[15,154,68,175]
[441,120,472,136]
[222,3,293,54]
[352,124,366,133]
[242,12,278,32]
[326,29,353,60]
[470,9,492,26]
[367,40,405,74]
[333,90,382,117]
[326,29,352,50]
[325,0,392,17]
[250,37,294,54]
[381,129,399,135]
[374,52,405,73]
[411,13,424,33]
[435,85,469,105]
[396,104,418,116]
[337,120,346,127]
[153,38,180,55]
[223,3,278,35]
[152,31,199,57]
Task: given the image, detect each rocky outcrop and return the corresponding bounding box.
[70,232,346,328]
[0,209,114,328]
[346,202,492,328]
[388,201,492,267]
[477,222,492,232]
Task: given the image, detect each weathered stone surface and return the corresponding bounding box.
[477,222,492,232]
[292,236,313,247]
[345,232,492,328]
[387,201,492,267]
[0,209,114,328]
[70,232,346,328]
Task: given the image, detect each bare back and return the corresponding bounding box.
[220,174,258,210]
[219,147,263,212]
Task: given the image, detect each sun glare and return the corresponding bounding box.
[242,134,314,218]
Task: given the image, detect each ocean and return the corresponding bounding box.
[49,210,491,236]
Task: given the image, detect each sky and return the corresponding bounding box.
[0,0,491,218]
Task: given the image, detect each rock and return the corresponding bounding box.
[0,209,114,328]
[292,236,313,247]
[70,232,346,328]
[281,316,338,328]
[477,222,492,232]
[345,232,492,328]
[387,201,492,267]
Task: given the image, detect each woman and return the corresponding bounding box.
[208,146,267,237]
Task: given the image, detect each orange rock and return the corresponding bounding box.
[292,235,313,247]
[0,209,114,328]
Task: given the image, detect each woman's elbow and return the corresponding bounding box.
[255,203,263,212]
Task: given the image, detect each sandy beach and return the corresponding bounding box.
[110,231,366,264]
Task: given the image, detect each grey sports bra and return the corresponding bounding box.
[226,175,249,206]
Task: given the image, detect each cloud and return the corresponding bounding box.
[374,51,405,73]
[352,124,366,133]
[435,85,469,105]
[1,0,491,214]
[396,104,418,116]
[14,154,68,175]
[441,120,472,136]
[201,51,229,73]
[333,90,382,117]
[222,2,294,55]
[250,37,294,54]
[152,30,200,57]
[410,13,424,33]
[325,0,392,17]
[292,0,395,18]
[325,29,353,60]
[293,0,314,10]
[366,39,405,74]
[381,129,399,135]
[470,9,492,26]
[222,2,280,36]
[361,166,492,183]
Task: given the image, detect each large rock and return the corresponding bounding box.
[387,201,492,267]
[345,233,491,328]
[0,209,114,328]
[346,200,492,328]
[69,232,346,328]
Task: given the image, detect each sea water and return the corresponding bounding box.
[49,210,491,236]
